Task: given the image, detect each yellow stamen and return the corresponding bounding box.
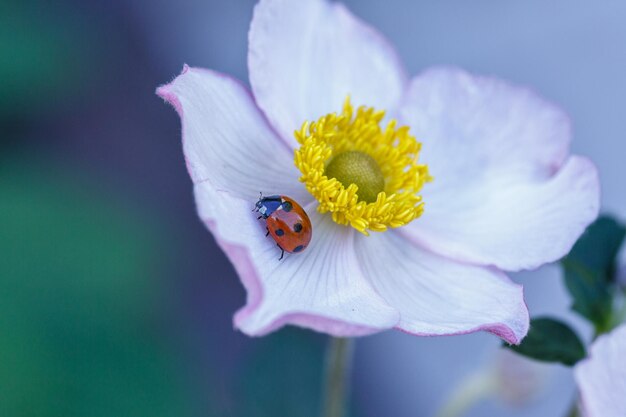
[294,97,432,235]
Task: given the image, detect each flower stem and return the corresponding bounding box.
[321,337,354,417]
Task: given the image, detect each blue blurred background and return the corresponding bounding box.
[2,1,624,416]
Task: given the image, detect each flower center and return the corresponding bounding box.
[294,97,431,235]
[325,151,385,203]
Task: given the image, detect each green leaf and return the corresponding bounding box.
[505,317,586,366]
[561,216,626,331]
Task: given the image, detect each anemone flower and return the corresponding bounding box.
[574,324,626,417]
[157,0,599,345]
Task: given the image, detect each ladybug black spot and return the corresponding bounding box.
[293,223,303,233]
[281,201,293,212]
[275,228,285,236]
[293,245,305,253]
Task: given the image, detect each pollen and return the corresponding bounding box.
[294,97,432,235]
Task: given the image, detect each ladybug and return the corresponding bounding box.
[255,194,312,260]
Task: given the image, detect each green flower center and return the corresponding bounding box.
[325,151,385,203]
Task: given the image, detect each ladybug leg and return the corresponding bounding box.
[265,227,270,237]
[257,215,263,220]
[277,244,285,261]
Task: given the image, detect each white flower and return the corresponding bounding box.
[157,0,599,343]
[574,324,626,417]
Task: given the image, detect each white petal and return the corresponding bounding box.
[574,324,626,417]
[194,181,399,336]
[157,65,308,202]
[355,231,529,344]
[248,0,407,147]
[400,67,600,271]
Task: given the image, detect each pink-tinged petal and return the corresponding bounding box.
[574,324,626,417]
[194,181,400,337]
[248,0,407,147]
[157,65,308,202]
[400,67,600,271]
[355,231,529,344]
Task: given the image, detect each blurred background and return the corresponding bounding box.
[2,0,625,416]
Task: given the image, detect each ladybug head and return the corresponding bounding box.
[254,199,266,215]
[255,195,282,218]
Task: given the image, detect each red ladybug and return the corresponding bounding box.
[255,194,312,260]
